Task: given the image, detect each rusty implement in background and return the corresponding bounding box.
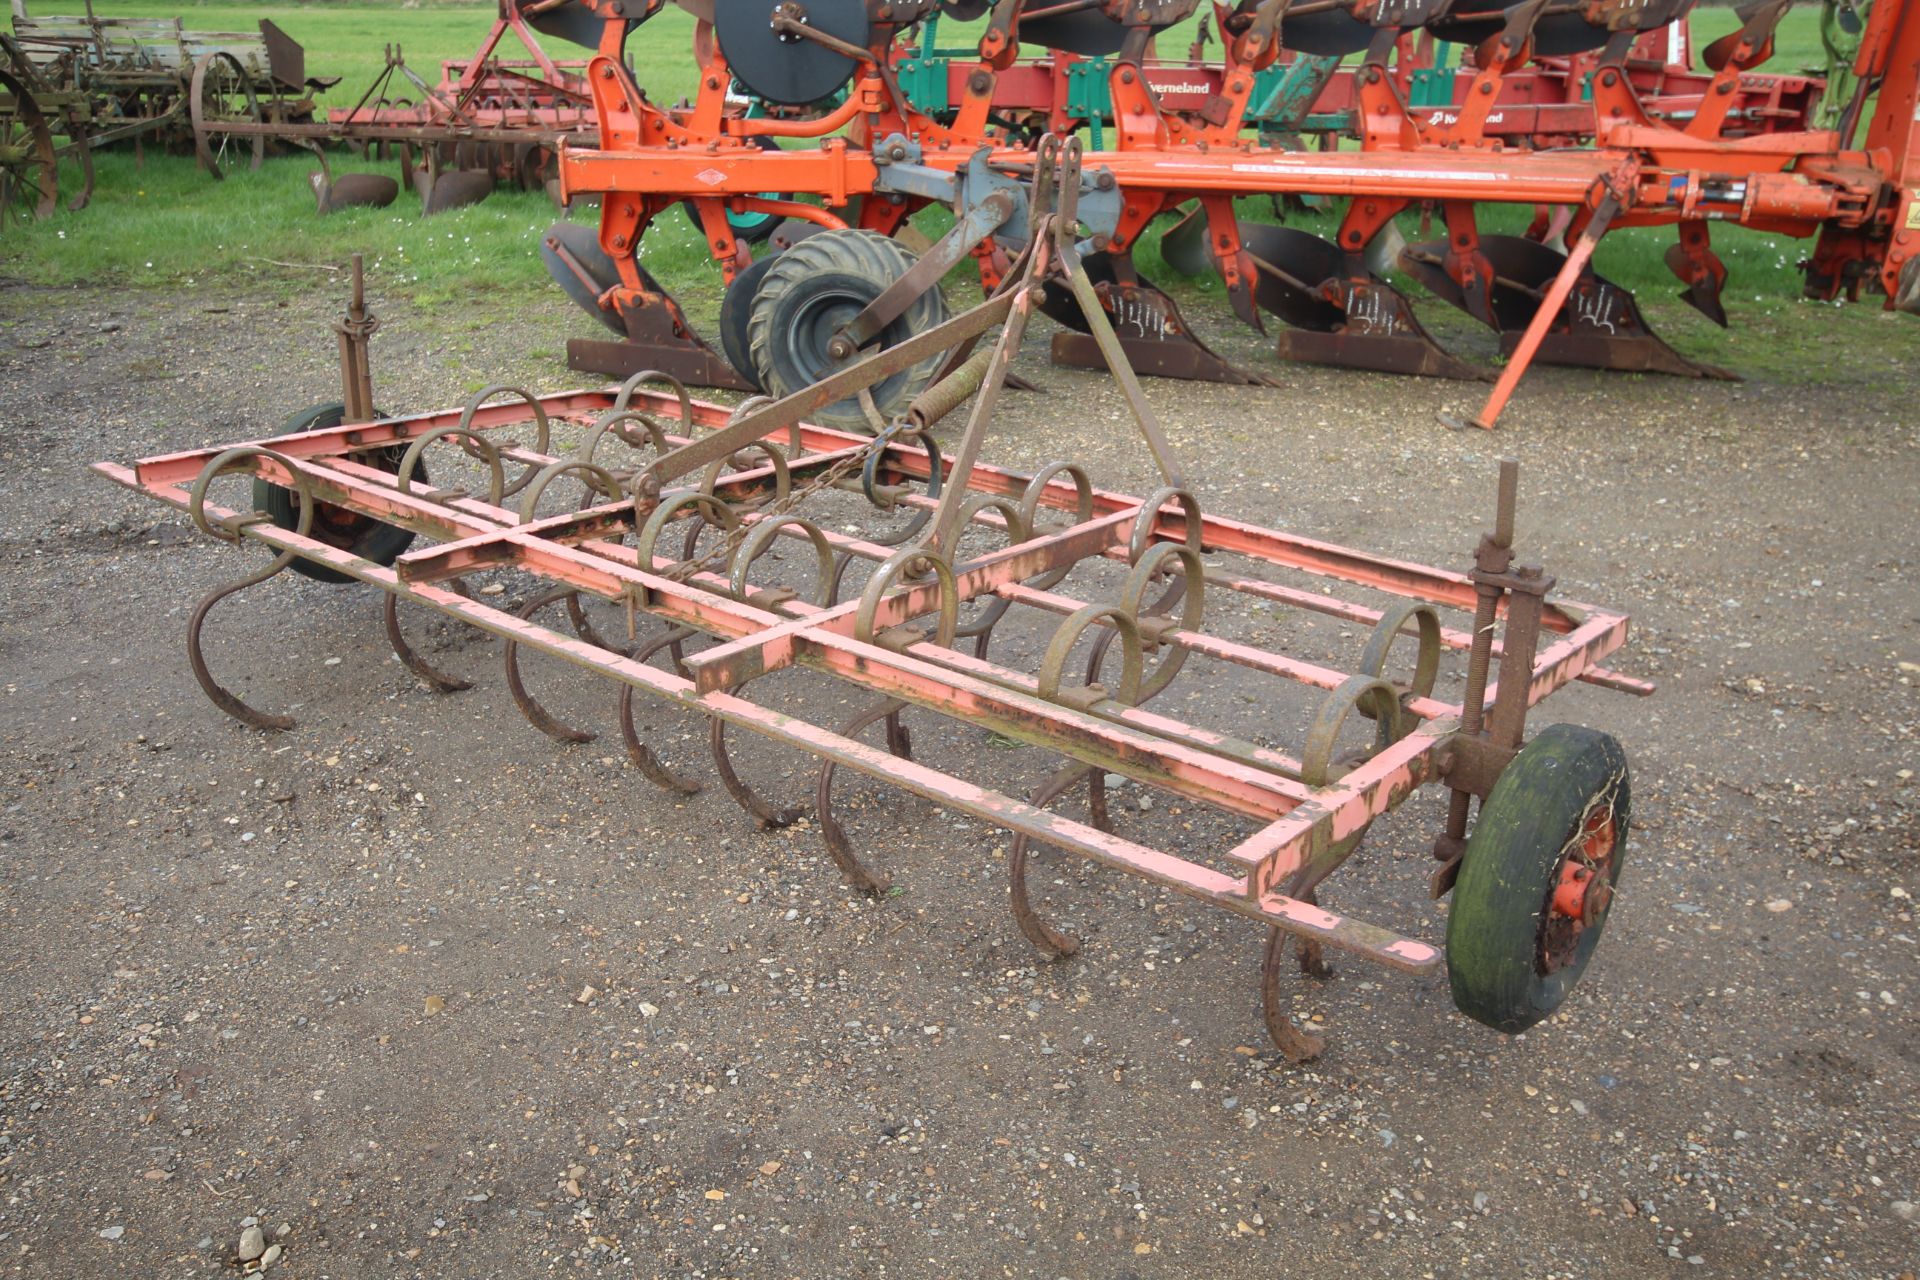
[176,0,603,210]
[95,152,1651,1063]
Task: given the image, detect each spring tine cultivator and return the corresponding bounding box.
[529,0,1916,427]
[99,129,1657,1059]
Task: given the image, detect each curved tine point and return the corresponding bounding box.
[503,589,598,744]
[1260,926,1328,1064]
[815,699,908,896]
[710,712,803,829]
[187,552,301,731]
[614,625,706,794]
[1008,764,1090,960]
[384,589,474,693]
[616,681,703,795]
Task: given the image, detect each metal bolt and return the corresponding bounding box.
[612,234,627,249]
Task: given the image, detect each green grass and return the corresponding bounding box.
[3,2,1903,382]
[1,2,707,302]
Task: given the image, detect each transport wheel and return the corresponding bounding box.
[745,228,949,430]
[254,403,419,585]
[1446,723,1631,1033]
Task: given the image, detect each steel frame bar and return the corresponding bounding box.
[130,384,1645,699]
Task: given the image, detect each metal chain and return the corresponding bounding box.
[650,432,893,586]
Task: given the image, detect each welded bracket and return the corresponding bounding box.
[871,137,1122,248]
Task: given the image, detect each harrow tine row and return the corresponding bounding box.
[98,228,1652,1061]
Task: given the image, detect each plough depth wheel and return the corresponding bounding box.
[745,228,950,429]
[1446,723,1632,1033]
[719,253,783,392]
[253,404,420,584]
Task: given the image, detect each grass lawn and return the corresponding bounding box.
[2,2,1904,382]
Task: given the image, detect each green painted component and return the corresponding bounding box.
[1405,66,1455,108]
[1246,54,1341,130]
[1814,0,1868,132]
[895,57,950,112]
[1064,57,1113,119]
[1064,57,1111,149]
[1299,111,1350,131]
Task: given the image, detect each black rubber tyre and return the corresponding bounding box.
[745,228,949,430]
[253,403,420,585]
[1446,723,1631,1034]
[718,252,782,392]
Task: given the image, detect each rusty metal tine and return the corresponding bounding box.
[617,626,706,795]
[708,680,805,828]
[186,550,302,732]
[1008,762,1091,960]
[815,697,913,895]
[384,581,476,693]
[503,587,599,744]
[1260,926,1328,1063]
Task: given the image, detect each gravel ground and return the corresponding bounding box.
[1,276,1916,1279]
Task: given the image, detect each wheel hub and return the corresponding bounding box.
[771,2,811,40]
[1538,803,1618,974]
[790,292,869,379]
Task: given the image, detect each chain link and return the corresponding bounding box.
[649,430,898,587]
